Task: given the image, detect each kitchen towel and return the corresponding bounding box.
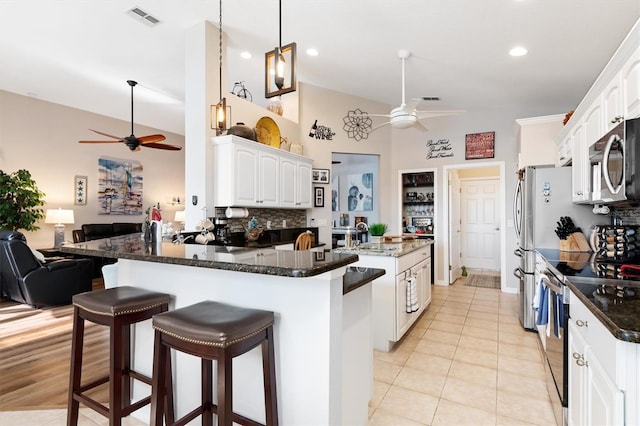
[406,276,419,313]
[535,278,549,327]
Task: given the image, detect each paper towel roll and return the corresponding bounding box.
[225,207,249,218]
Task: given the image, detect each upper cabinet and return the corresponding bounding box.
[516,115,564,169]
[211,135,312,209]
[555,19,640,202]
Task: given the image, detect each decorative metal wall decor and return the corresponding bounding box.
[427,139,454,159]
[74,175,88,205]
[97,157,143,215]
[465,131,495,160]
[343,109,372,141]
[308,120,336,140]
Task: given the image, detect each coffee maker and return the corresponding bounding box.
[214,217,230,243]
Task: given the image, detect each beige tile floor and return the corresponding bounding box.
[0,272,557,426]
[368,272,558,426]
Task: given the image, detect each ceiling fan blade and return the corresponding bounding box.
[79,140,123,144]
[137,134,167,144]
[142,142,183,151]
[369,121,392,132]
[413,121,429,132]
[89,129,124,140]
[415,110,466,118]
[365,113,393,118]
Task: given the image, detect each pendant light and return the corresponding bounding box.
[265,0,296,98]
[213,0,229,135]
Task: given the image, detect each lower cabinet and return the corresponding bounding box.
[347,244,432,351]
[568,290,635,426]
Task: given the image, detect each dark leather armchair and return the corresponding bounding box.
[0,231,93,308]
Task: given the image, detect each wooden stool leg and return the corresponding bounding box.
[67,308,84,426]
[165,351,175,424]
[150,330,167,426]
[216,353,233,426]
[109,317,123,426]
[263,326,279,426]
[202,359,213,426]
[121,324,131,409]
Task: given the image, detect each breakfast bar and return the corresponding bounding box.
[62,234,382,425]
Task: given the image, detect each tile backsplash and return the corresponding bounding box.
[214,207,307,232]
[610,205,640,226]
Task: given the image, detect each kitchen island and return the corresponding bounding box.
[61,234,379,426]
[334,239,434,351]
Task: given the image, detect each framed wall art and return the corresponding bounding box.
[74,175,88,205]
[312,168,330,184]
[465,131,495,160]
[314,187,325,207]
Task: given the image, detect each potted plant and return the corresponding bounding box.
[369,223,388,243]
[0,169,46,231]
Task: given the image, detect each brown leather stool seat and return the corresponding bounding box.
[150,300,278,426]
[67,286,173,426]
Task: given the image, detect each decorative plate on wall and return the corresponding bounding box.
[255,116,281,148]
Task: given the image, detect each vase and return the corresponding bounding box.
[371,236,383,243]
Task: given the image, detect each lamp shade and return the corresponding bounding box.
[174,210,185,223]
[45,208,75,225]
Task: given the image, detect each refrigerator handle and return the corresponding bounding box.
[513,268,523,279]
[514,248,523,258]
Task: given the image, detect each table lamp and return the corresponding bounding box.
[45,208,75,248]
[174,210,185,231]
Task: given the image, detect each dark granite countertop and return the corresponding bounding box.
[536,248,640,344]
[60,233,358,278]
[343,267,385,295]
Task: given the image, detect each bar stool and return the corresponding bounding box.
[150,300,278,426]
[67,286,173,426]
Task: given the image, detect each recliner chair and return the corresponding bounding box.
[0,231,93,308]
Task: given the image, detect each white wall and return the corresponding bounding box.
[0,90,185,249]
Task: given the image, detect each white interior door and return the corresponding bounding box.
[461,178,500,270]
[448,171,462,283]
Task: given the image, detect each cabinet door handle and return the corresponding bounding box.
[611,115,624,124]
[575,319,588,327]
[575,191,583,196]
[573,352,588,367]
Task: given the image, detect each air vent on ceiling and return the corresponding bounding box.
[127,7,161,26]
[421,96,440,101]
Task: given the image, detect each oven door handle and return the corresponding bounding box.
[602,134,623,194]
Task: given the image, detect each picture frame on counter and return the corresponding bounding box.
[312,168,330,184]
[314,187,325,207]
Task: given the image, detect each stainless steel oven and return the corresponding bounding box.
[538,261,569,426]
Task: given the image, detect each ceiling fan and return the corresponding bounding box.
[367,50,465,132]
[79,80,182,151]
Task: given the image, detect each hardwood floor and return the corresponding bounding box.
[0,280,109,411]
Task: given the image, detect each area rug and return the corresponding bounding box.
[464,274,501,289]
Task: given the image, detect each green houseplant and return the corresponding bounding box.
[0,169,46,231]
[369,223,388,243]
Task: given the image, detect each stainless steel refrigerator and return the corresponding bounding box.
[513,166,597,330]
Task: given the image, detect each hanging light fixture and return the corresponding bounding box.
[212,0,230,134]
[265,0,296,98]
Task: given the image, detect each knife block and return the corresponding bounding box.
[559,232,591,252]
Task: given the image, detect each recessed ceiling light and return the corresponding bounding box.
[240,51,252,59]
[306,48,319,57]
[509,46,528,57]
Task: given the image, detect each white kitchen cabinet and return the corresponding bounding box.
[346,244,432,351]
[622,46,640,119]
[556,133,573,167]
[603,73,624,132]
[568,289,637,426]
[516,115,563,168]
[212,135,312,209]
[584,98,603,151]
[570,123,590,203]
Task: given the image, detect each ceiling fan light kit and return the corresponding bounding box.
[78,80,181,151]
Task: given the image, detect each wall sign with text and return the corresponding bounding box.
[465,131,495,160]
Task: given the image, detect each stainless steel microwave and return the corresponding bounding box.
[589,117,639,204]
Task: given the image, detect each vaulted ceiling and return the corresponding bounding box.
[0,0,638,135]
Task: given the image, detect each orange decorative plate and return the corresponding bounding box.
[255,116,281,148]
